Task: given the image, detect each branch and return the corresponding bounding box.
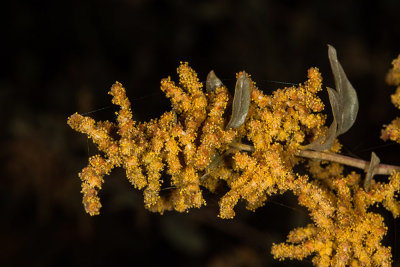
[229,142,400,176]
[297,150,400,175]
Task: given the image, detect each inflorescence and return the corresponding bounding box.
[68,48,400,266]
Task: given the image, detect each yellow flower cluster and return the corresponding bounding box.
[68,61,400,266]
[272,170,400,266]
[69,64,237,215]
[270,54,400,266]
[68,62,325,217]
[382,55,400,143]
[213,67,327,218]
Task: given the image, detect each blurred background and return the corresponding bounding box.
[2,0,400,266]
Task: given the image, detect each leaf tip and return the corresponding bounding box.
[206,70,223,92]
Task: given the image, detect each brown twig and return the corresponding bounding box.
[230,142,400,176]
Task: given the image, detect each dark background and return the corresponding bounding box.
[2,0,400,266]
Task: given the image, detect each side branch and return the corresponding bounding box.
[230,142,400,175]
[297,150,400,175]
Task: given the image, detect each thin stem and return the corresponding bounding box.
[297,150,400,175]
[230,142,400,176]
[229,142,255,152]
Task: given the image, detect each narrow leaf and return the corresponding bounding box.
[363,152,380,192]
[201,148,236,180]
[302,88,339,151]
[328,45,359,135]
[226,72,251,129]
[206,70,223,92]
[327,87,341,127]
[200,152,223,180]
[302,118,337,151]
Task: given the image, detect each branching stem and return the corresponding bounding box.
[230,142,400,175]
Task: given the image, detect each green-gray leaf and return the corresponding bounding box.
[328,45,359,135]
[363,152,380,192]
[302,87,339,151]
[206,70,223,92]
[327,87,341,128]
[226,72,251,129]
[302,45,359,151]
[302,118,337,151]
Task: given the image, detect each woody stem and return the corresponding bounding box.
[229,142,400,175]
